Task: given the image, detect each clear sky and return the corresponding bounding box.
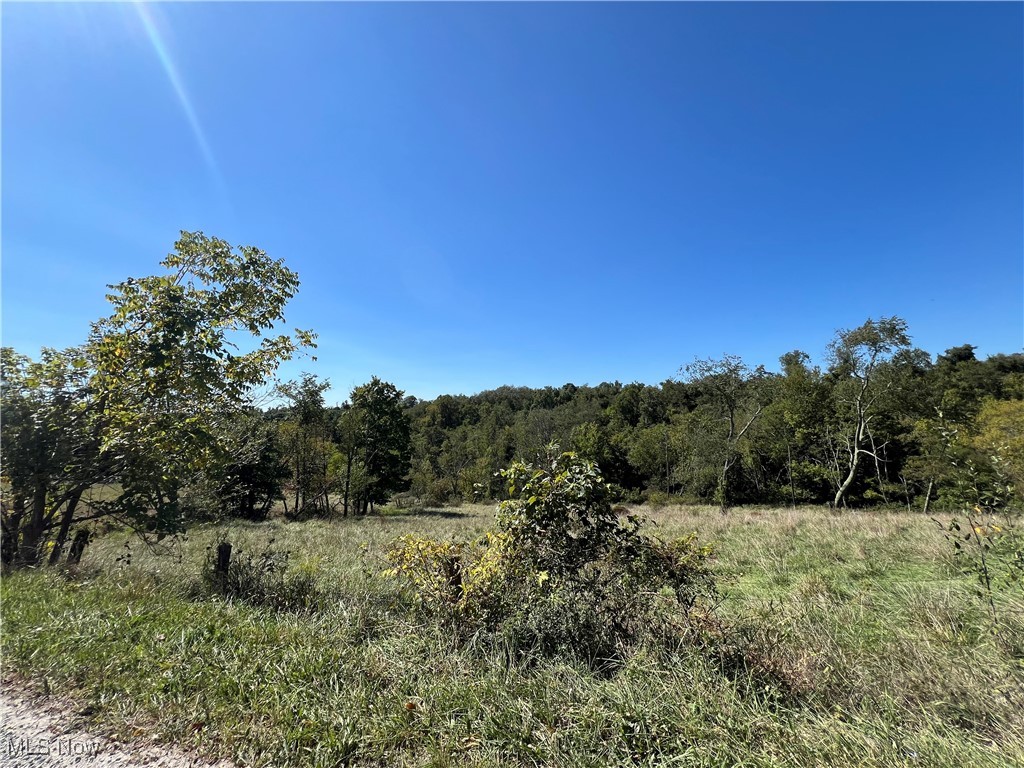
[3,2,1022,402]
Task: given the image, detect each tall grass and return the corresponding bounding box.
[3,505,1023,767]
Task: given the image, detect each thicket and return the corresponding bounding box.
[384,449,723,672]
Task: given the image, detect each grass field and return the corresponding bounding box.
[3,504,1024,767]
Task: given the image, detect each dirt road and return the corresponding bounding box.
[0,689,229,768]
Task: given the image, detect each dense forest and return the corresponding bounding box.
[2,234,1021,568]
[265,321,1023,517]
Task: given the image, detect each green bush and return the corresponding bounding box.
[384,449,718,669]
[645,489,672,508]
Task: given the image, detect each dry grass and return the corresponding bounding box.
[3,503,1023,767]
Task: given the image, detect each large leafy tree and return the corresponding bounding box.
[181,408,290,522]
[1,231,315,566]
[347,377,412,514]
[680,355,767,509]
[824,316,911,508]
[769,350,833,503]
[277,373,332,517]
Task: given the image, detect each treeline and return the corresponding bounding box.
[7,235,1016,570]
[252,317,1023,516]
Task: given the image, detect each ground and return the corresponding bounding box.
[1,682,230,768]
[2,503,1023,767]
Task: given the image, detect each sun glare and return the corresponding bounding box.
[132,1,223,188]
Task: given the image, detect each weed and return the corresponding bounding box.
[199,534,320,612]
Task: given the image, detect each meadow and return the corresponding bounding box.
[3,503,1023,768]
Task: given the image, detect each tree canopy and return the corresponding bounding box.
[1,231,315,566]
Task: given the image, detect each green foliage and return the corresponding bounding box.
[497,448,621,575]
[680,356,767,509]
[1,231,314,567]
[972,398,1024,490]
[91,231,316,490]
[345,377,413,514]
[277,373,333,517]
[384,450,717,668]
[1,346,99,566]
[182,409,289,521]
[395,326,1024,512]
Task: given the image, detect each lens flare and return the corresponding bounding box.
[133,2,222,186]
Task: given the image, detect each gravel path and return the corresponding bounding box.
[1,687,231,768]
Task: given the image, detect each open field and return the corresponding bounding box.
[3,504,1024,767]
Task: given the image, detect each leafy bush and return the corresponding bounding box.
[382,531,508,624]
[383,449,718,669]
[645,490,672,508]
[937,443,1023,625]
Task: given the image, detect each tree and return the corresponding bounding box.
[680,355,766,509]
[277,373,332,517]
[825,316,910,508]
[346,377,412,514]
[971,398,1024,492]
[333,403,367,516]
[1,347,103,566]
[182,409,289,521]
[1,231,314,566]
[627,422,684,494]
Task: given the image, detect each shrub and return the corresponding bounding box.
[383,449,718,668]
[382,531,509,624]
[938,445,1023,617]
[645,490,672,508]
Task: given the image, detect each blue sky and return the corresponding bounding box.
[3,2,1022,402]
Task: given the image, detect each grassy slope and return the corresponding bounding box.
[3,505,1023,767]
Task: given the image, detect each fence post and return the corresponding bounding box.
[215,541,232,586]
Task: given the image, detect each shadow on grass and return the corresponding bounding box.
[381,507,471,519]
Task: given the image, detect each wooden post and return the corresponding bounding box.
[215,541,232,582]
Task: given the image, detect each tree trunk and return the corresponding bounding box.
[787,443,797,508]
[66,529,91,566]
[869,431,888,504]
[664,427,671,494]
[294,449,301,516]
[922,479,934,516]
[2,495,27,567]
[833,412,867,510]
[717,456,732,512]
[242,487,256,520]
[48,489,84,566]
[18,479,51,566]
[342,451,353,517]
[833,450,860,509]
[899,473,912,512]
